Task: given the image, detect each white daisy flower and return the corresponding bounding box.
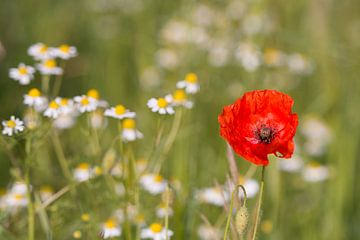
[197,224,222,240]
[44,100,61,119]
[53,113,77,130]
[87,89,108,108]
[37,59,63,75]
[176,73,200,94]
[104,104,136,119]
[74,95,98,113]
[2,116,25,136]
[302,162,329,182]
[101,219,122,239]
[10,182,28,195]
[156,203,174,218]
[139,174,167,195]
[73,163,93,182]
[39,186,54,202]
[172,89,193,108]
[147,95,175,115]
[23,88,48,112]
[53,44,77,60]
[9,63,35,85]
[278,155,304,173]
[90,110,108,129]
[287,53,314,75]
[4,192,28,208]
[263,48,287,67]
[55,97,75,114]
[235,42,262,72]
[121,119,143,142]
[196,186,229,206]
[141,223,173,240]
[28,43,54,60]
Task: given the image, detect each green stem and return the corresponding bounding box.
[165,187,171,240]
[51,60,65,97]
[251,166,266,240]
[25,138,35,240]
[51,130,72,181]
[223,185,247,240]
[41,75,50,96]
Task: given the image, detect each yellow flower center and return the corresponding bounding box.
[44,59,56,68]
[154,174,163,182]
[78,163,90,170]
[81,213,90,222]
[18,66,28,75]
[14,194,23,200]
[185,73,198,83]
[105,219,116,229]
[150,223,162,233]
[122,119,135,129]
[73,230,82,239]
[60,98,69,106]
[40,186,53,193]
[115,105,126,115]
[28,88,41,97]
[308,161,321,168]
[81,97,90,106]
[93,166,103,175]
[264,48,279,65]
[49,101,59,109]
[173,89,186,101]
[40,45,48,53]
[87,89,100,100]
[59,44,70,53]
[7,120,16,128]
[157,98,168,108]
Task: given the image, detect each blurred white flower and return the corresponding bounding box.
[90,110,108,129]
[141,223,173,240]
[104,104,136,119]
[156,203,173,218]
[73,163,93,182]
[2,116,25,136]
[74,95,98,113]
[278,155,304,173]
[156,49,179,70]
[9,63,35,85]
[287,53,314,75]
[161,20,189,44]
[197,224,222,240]
[196,186,229,206]
[44,100,61,119]
[53,113,77,130]
[302,162,329,182]
[39,186,54,202]
[28,43,54,60]
[101,219,121,239]
[121,119,143,142]
[208,46,229,67]
[140,174,167,195]
[263,48,287,67]
[192,4,215,27]
[23,88,48,112]
[147,95,175,115]
[176,73,200,94]
[242,14,265,36]
[172,89,193,109]
[52,44,77,60]
[235,43,262,72]
[37,59,63,75]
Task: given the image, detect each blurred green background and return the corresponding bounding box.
[0,0,360,239]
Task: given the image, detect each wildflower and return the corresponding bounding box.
[28,42,53,60]
[104,104,136,119]
[278,155,303,173]
[136,159,148,175]
[101,219,121,239]
[39,185,54,202]
[44,100,61,119]
[121,119,143,142]
[87,89,108,108]
[9,63,35,85]
[23,108,42,129]
[147,95,175,115]
[141,223,173,240]
[172,89,193,108]
[74,95,98,113]
[2,116,25,136]
[55,97,75,114]
[263,48,286,67]
[53,113,77,130]
[176,73,200,94]
[73,230,82,239]
[81,213,91,222]
[23,88,48,112]
[73,163,93,182]
[197,224,222,240]
[4,192,28,208]
[90,110,108,129]
[218,90,298,165]
[235,43,262,72]
[37,59,63,75]
[287,53,314,75]
[156,203,174,218]
[140,174,167,195]
[302,162,329,182]
[134,214,146,226]
[156,49,179,70]
[196,186,229,206]
[53,44,77,60]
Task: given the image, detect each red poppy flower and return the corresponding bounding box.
[218,90,298,166]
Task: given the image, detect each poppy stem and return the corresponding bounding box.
[251,166,266,240]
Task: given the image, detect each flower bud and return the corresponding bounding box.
[235,206,249,235]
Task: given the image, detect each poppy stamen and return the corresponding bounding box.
[256,125,274,144]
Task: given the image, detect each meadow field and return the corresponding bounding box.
[0,0,359,239]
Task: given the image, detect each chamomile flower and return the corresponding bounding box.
[140,174,167,195]
[4,192,28,208]
[287,53,314,75]
[141,223,173,240]
[23,108,42,130]
[104,104,136,119]
[302,162,329,182]
[73,163,93,182]
[278,155,304,173]
[263,48,286,67]
[53,113,77,130]
[196,186,229,206]
[53,44,77,60]
[37,59,63,75]
[101,219,122,239]
[156,203,174,218]
[197,224,222,240]
[74,95,98,113]
[39,185,54,202]
[44,100,61,119]
[2,116,25,136]
[87,89,108,107]
[147,95,175,115]
[121,119,143,142]
[23,88,48,112]
[136,159,148,175]
[90,110,108,129]
[172,89,193,108]
[9,63,35,85]
[235,42,262,72]
[176,73,200,94]
[55,97,75,114]
[28,43,53,60]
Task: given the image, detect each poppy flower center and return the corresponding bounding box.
[256,125,275,144]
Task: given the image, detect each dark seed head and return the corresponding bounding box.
[256,125,274,144]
